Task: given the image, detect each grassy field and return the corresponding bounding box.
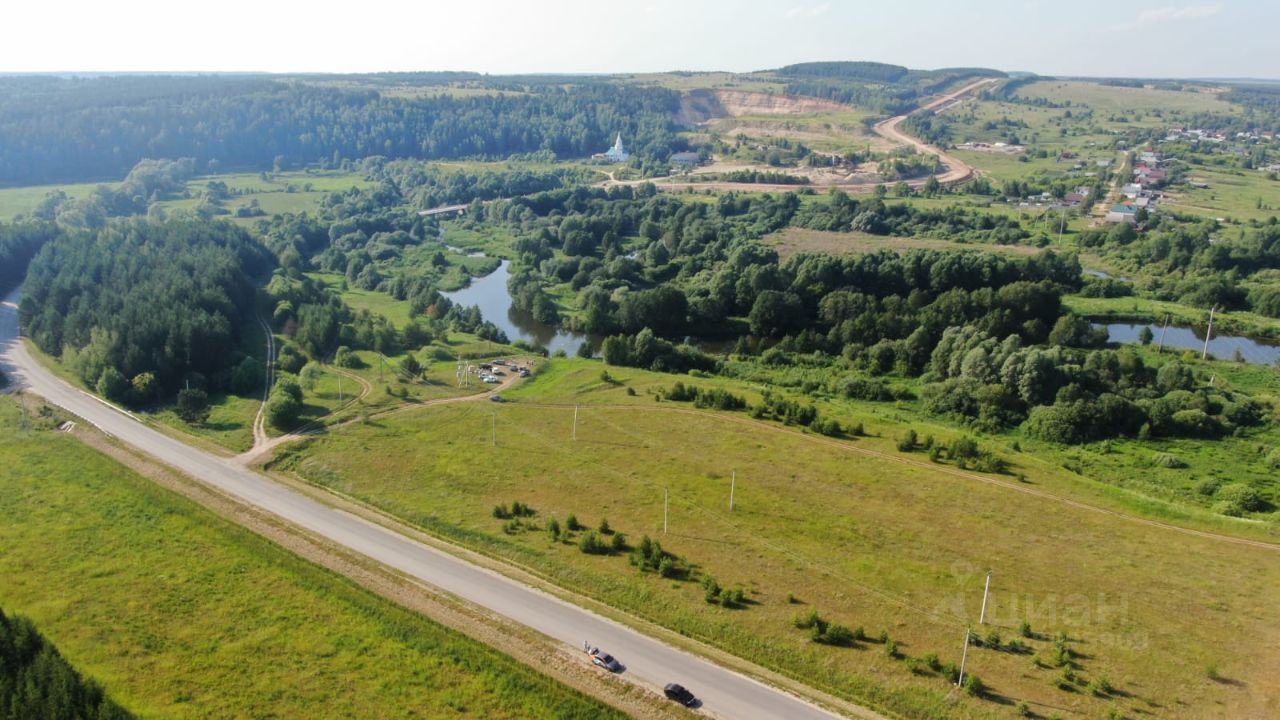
[0,397,628,720]
[0,180,101,220]
[1164,165,1280,221]
[155,170,372,224]
[1015,81,1235,117]
[273,358,1280,720]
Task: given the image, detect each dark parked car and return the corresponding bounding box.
[663,683,696,706]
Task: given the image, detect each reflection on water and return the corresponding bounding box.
[1099,323,1280,365]
[442,259,593,355]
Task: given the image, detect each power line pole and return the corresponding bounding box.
[572,405,578,442]
[979,571,992,625]
[729,471,736,512]
[1201,305,1217,360]
[957,626,971,688]
[1157,313,1170,353]
[338,374,343,403]
[491,412,497,447]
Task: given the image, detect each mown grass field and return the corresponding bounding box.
[0,397,628,720]
[274,358,1280,720]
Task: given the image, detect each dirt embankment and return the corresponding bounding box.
[677,89,848,125]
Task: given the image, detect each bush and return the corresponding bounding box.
[609,532,627,552]
[175,388,210,424]
[578,530,609,555]
[897,429,918,452]
[546,517,562,541]
[922,652,941,672]
[566,513,582,531]
[703,576,723,604]
[962,672,986,697]
[264,380,303,430]
[820,623,855,646]
[1215,482,1265,515]
[96,367,129,403]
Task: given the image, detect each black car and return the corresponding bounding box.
[663,683,696,706]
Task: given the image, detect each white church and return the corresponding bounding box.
[592,133,630,162]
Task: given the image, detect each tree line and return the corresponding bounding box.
[0,76,687,186]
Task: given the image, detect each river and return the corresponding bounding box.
[442,259,592,355]
[1099,322,1280,365]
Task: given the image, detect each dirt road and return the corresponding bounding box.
[634,77,999,195]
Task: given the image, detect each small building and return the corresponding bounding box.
[1107,203,1138,224]
[1122,183,1143,198]
[670,151,701,168]
[1064,192,1087,206]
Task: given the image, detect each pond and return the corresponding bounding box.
[1099,322,1280,366]
[442,259,593,355]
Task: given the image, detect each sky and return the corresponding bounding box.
[3,0,1274,79]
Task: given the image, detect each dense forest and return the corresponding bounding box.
[0,76,687,186]
[774,62,1006,115]
[19,219,272,403]
[0,221,61,293]
[0,610,134,720]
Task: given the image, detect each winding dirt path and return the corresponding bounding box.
[235,363,523,466]
[249,311,276,451]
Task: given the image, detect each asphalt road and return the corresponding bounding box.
[0,287,858,720]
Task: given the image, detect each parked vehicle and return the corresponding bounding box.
[479,363,493,370]
[663,683,696,706]
[483,376,500,384]
[490,395,506,403]
[589,648,621,672]
[492,369,505,376]
[493,359,507,366]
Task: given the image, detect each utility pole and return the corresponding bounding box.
[338,374,343,403]
[957,626,971,687]
[491,412,497,447]
[979,571,992,625]
[1157,313,1171,353]
[1058,208,1067,245]
[1202,305,1217,360]
[572,405,578,442]
[663,488,669,535]
[729,471,736,512]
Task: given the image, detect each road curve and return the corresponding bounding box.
[0,287,859,720]
[872,77,999,187]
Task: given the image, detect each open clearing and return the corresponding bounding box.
[274,359,1280,720]
[0,396,628,720]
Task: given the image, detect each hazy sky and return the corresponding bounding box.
[3,0,1272,79]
